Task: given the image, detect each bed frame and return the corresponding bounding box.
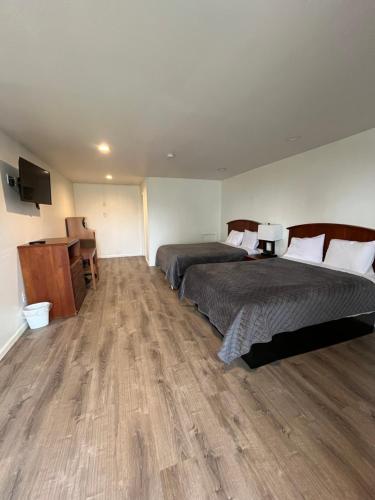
[227,219,260,233]
[241,222,375,368]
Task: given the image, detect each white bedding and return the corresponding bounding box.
[282,255,375,284]
[222,242,261,256]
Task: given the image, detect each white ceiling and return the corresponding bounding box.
[0,1,374,185]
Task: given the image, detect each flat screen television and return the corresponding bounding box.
[19,157,52,207]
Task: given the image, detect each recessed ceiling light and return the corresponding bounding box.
[286,136,301,142]
[97,142,111,154]
[167,153,176,159]
[217,167,227,172]
[105,174,113,180]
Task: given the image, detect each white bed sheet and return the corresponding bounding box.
[222,242,261,256]
[281,255,375,284]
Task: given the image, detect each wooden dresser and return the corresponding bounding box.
[18,238,87,319]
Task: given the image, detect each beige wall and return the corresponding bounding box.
[0,129,75,359]
[141,181,150,263]
[222,128,375,253]
[144,177,222,266]
[73,183,143,258]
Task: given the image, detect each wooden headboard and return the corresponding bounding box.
[227,219,260,234]
[288,223,375,271]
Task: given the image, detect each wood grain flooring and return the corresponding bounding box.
[0,257,375,499]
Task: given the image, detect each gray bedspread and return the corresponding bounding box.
[155,242,247,289]
[179,258,375,363]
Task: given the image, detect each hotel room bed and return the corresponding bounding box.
[179,223,375,366]
[156,242,248,289]
[156,219,261,288]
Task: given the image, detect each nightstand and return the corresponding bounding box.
[245,253,278,261]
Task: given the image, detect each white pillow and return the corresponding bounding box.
[324,239,375,274]
[226,230,243,246]
[284,234,325,263]
[240,230,259,251]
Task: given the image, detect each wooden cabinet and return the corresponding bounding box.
[18,238,87,319]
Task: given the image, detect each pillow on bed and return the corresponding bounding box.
[284,234,325,263]
[324,239,375,274]
[226,230,243,246]
[240,230,259,251]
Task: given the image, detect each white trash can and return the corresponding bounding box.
[23,302,52,329]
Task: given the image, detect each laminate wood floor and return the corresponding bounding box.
[1,257,375,499]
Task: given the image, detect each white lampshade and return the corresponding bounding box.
[258,224,283,242]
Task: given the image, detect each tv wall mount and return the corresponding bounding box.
[6,174,40,209]
[6,173,17,188]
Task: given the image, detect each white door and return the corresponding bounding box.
[73,184,143,258]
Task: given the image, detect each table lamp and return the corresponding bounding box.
[258,224,283,256]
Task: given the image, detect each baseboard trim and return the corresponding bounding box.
[0,321,28,361]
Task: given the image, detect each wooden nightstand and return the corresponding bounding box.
[245,253,278,261]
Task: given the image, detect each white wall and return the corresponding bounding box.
[144,177,222,266]
[0,129,75,359]
[141,181,150,263]
[222,128,375,253]
[73,183,143,258]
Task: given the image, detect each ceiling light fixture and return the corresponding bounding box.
[217,167,227,172]
[105,174,113,180]
[97,142,111,154]
[167,153,176,159]
[286,136,301,143]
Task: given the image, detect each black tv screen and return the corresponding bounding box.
[19,157,52,205]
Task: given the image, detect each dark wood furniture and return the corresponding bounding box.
[81,247,99,290]
[65,216,96,249]
[18,238,87,320]
[245,253,277,261]
[227,219,259,233]
[66,216,100,288]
